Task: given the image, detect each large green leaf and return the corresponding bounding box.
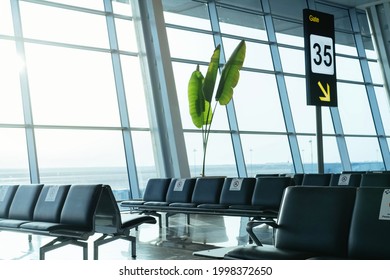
[215,40,246,105]
[188,65,205,128]
[203,100,212,125]
[202,45,221,103]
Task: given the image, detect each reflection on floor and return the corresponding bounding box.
[0,213,273,260]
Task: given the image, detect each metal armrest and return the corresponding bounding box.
[246,218,278,246]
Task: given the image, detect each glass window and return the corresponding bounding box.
[43,0,104,10]
[298,135,342,173]
[234,71,286,132]
[115,18,138,52]
[270,0,307,21]
[375,86,390,135]
[274,19,304,47]
[336,56,363,82]
[35,129,129,198]
[0,1,13,36]
[346,136,384,171]
[0,41,25,124]
[285,77,315,133]
[112,0,132,16]
[316,4,352,31]
[166,28,215,61]
[298,135,317,173]
[223,38,273,70]
[0,128,30,184]
[216,0,263,12]
[218,7,267,41]
[369,61,385,84]
[335,32,357,56]
[364,39,377,60]
[131,131,158,195]
[240,134,293,176]
[337,83,376,135]
[184,132,237,177]
[285,77,334,134]
[323,136,343,173]
[20,2,108,48]
[25,44,121,126]
[279,47,305,75]
[121,55,150,128]
[357,11,371,36]
[162,0,210,30]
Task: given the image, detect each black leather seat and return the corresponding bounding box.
[0,183,155,260]
[121,178,172,207]
[0,184,44,228]
[301,173,332,186]
[20,184,102,238]
[360,172,390,187]
[329,173,361,187]
[232,176,291,213]
[197,177,256,209]
[224,186,356,259]
[31,185,71,223]
[348,187,390,259]
[166,178,197,205]
[168,177,225,209]
[94,185,156,259]
[0,185,19,221]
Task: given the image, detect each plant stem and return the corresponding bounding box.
[201,102,218,177]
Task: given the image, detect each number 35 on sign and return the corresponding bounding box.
[310,34,334,75]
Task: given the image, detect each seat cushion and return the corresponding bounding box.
[60,184,102,228]
[275,186,356,258]
[0,185,19,218]
[166,178,196,203]
[8,184,43,221]
[33,185,71,223]
[0,219,29,228]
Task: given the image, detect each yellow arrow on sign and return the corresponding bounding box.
[318,81,331,102]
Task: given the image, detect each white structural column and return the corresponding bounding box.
[367,2,390,99]
[133,0,190,178]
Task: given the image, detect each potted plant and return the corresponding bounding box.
[187,40,246,177]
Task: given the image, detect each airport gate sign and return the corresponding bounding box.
[303,9,337,107]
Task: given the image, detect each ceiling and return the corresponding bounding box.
[323,0,390,9]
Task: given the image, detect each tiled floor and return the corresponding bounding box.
[0,213,273,260]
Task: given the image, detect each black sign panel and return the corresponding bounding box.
[304,9,337,107]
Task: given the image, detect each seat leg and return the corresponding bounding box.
[40,237,88,260]
[94,234,136,260]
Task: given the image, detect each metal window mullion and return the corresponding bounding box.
[329,107,352,170]
[11,0,40,183]
[207,0,247,177]
[262,0,303,173]
[350,8,390,169]
[103,0,139,198]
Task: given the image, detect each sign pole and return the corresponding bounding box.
[316,106,324,173]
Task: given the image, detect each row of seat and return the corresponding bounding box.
[121,172,390,228]
[224,185,390,259]
[122,177,286,227]
[0,184,156,259]
[258,171,390,188]
[296,172,390,187]
[121,176,293,228]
